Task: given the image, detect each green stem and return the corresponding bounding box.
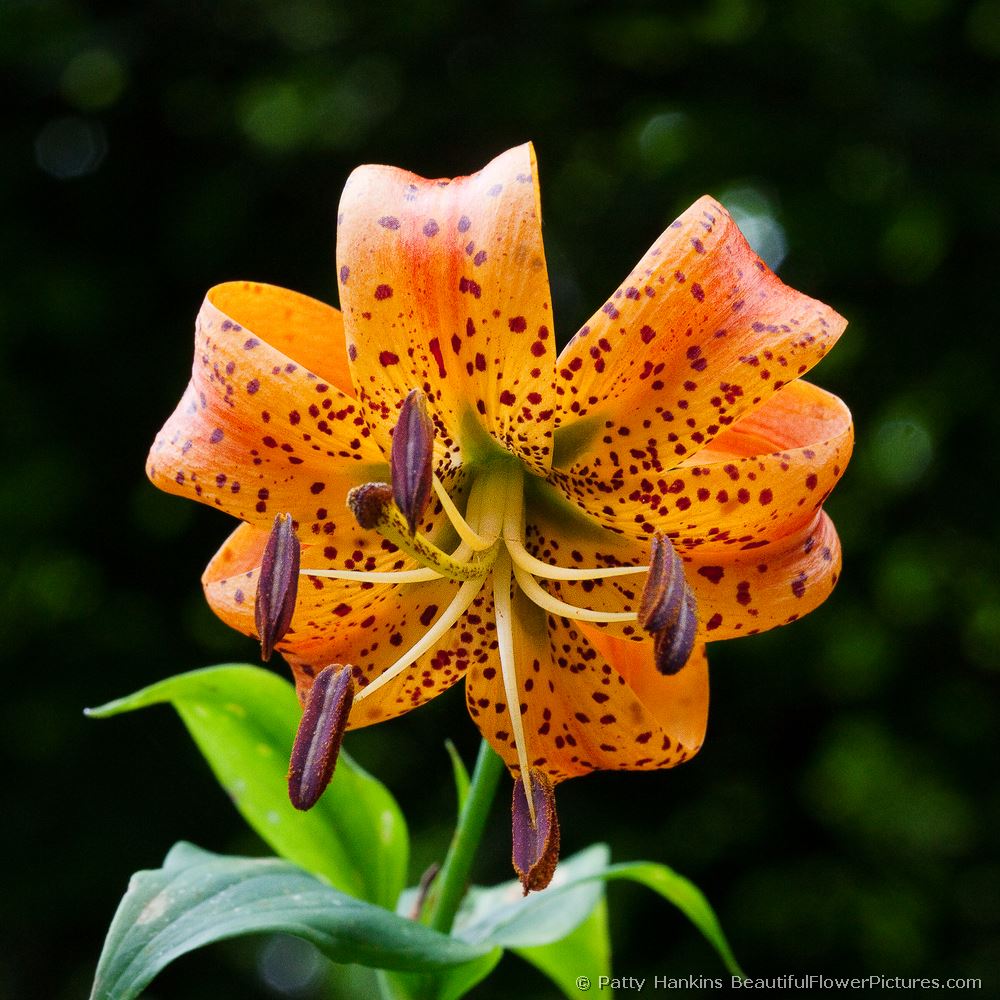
[425,739,506,933]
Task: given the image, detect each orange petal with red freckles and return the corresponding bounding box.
[688,508,842,640]
[549,379,852,547]
[147,282,385,528]
[552,196,846,472]
[466,590,708,783]
[202,518,477,715]
[336,143,557,474]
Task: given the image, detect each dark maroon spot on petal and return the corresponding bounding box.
[508,316,527,333]
[380,350,399,366]
[246,379,260,395]
[374,284,393,301]
[697,566,725,584]
[420,604,438,627]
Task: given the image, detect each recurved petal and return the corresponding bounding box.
[549,379,853,547]
[687,508,843,640]
[336,143,557,474]
[466,590,708,783]
[203,519,469,709]
[552,196,846,474]
[147,282,385,529]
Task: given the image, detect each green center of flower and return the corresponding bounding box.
[307,458,648,820]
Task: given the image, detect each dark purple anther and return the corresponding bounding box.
[391,388,435,535]
[255,512,300,662]
[287,664,354,811]
[512,769,560,894]
[638,534,698,675]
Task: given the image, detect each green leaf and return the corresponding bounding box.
[444,739,470,819]
[456,846,740,978]
[87,665,407,908]
[90,843,493,1000]
[514,899,611,999]
[378,949,503,1000]
[599,861,742,976]
[455,844,610,948]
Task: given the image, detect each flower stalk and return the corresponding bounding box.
[424,739,506,933]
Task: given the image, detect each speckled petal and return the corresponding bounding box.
[147,282,385,527]
[336,143,557,474]
[549,379,852,546]
[202,520,470,712]
[466,589,709,784]
[551,196,846,475]
[687,508,842,640]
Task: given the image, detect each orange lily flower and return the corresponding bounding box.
[147,143,851,887]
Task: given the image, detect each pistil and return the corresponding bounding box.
[492,547,536,824]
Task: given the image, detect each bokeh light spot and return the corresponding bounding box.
[637,112,690,172]
[257,934,325,995]
[718,185,788,271]
[60,49,126,110]
[34,117,107,179]
[869,418,933,488]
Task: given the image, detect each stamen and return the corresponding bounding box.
[255,512,300,662]
[287,664,354,810]
[347,481,496,581]
[492,549,536,824]
[500,469,648,581]
[352,575,485,703]
[433,475,493,552]
[638,535,698,675]
[391,389,435,535]
[512,768,560,894]
[512,562,638,624]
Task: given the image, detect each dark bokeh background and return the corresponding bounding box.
[3,1,999,997]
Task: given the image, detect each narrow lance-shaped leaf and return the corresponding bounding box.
[89,843,496,1000]
[87,665,408,908]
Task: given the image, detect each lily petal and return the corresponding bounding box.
[202,520,471,712]
[549,379,852,547]
[552,196,846,475]
[687,508,842,640]
[466,590,708,783]
[147,282,385,528]
[336,143,557,474]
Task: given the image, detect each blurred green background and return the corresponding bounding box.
[3,0,999,997]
